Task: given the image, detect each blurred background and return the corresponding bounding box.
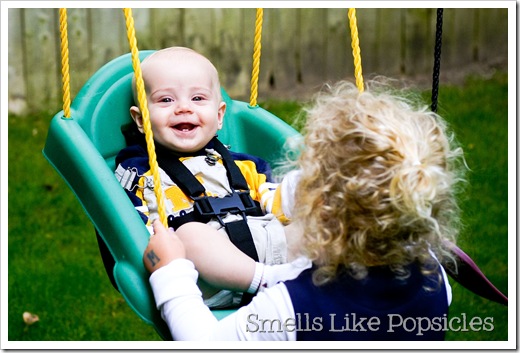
[6,6,510,344]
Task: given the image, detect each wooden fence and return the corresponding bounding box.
[8,7,508,115]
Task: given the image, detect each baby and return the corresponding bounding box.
[115,47,305,308]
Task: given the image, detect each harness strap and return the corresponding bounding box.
[155,137,260,262]
[225,220,260,262]
[156,149,205,198]
[167,212,199,231]
[211,137,250,191]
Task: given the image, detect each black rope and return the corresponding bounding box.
[431,8,443,113]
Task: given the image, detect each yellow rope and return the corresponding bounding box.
[123,8,168,227]
[249,8,263,107]
[348,8,364,92]
[58,8,71,118]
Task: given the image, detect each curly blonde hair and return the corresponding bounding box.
[292,80,466,285]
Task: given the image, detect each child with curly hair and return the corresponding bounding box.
[143,79,466,341]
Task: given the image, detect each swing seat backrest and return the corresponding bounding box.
[43,51,300,340]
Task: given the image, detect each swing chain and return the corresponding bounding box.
[431,9,444,113]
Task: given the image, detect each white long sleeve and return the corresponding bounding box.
[149,258,300,341]
[279,169,301,219]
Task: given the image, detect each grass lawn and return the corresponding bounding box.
[7,72,509,342]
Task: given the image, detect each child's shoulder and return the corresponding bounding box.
[229,150,271,174]
[115,144,150,172]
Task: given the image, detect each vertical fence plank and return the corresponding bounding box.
[372,8,402,77]
[262,8,300,96]
[183,8,213,54]
[89,9,126,74]
[210,8,254,99]
[438,8,454,73]
[8,8,27,114]
[261,8,277,95]
[131,8,153,50]
[21,8,60,113]
[401,8,434,77]
[350,8,374,80]
[325,8,350,82]
[454,8,476,67]
[232,8,257,100]
[299,8,328,89]
[478,8,508,66]
[63,8,91,101]
[147,8,183,49]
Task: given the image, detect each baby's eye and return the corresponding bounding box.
[192,96,204,102]
[160,97,173,103]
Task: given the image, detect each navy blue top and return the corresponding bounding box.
[284,263,448,340]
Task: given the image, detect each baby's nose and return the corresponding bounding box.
[174,99,193,114]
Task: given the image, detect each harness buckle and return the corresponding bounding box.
[193,190,259,226]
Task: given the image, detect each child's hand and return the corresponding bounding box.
[143,220,186,273]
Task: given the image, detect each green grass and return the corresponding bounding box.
[7,72,508,342]
[432,72,509,341]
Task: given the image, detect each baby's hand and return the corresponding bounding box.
[143,220,186,273]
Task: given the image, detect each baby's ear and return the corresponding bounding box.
[217,101,226,130]
[130,106,144,133]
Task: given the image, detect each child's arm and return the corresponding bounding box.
[144,221,256,292]
[145,219,309,296]
[269,170,302,224]
[145,220,297,341]
[173,222,257,292]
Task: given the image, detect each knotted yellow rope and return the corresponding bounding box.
[123,8,168,227]
[58,8,71,118]
[249,8,263,107]
[348,8,364,92]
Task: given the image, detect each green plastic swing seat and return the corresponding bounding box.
[43,50,300,340]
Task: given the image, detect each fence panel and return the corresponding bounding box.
[7,7,509,115]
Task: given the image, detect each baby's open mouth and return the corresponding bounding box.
[173,123,197,132]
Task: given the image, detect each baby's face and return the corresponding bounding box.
[136,50,225,153]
